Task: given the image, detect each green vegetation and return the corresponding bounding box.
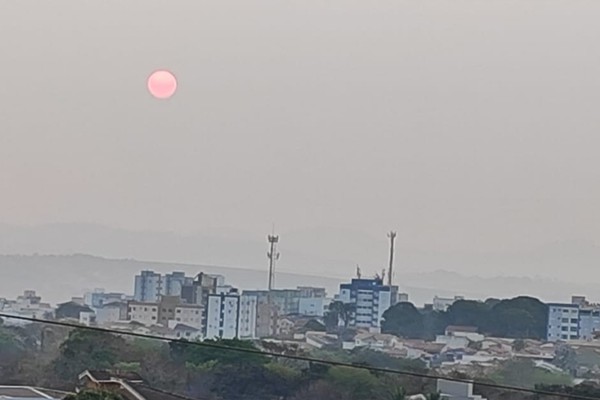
[382,296,548,340]
[489,360,572,389]
[65,389,124,400]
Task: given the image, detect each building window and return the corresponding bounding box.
[571,319,578,324]
[152,316,156,320]
[561,326,568,331]
[571,327,578,332]
[562,318,569,323]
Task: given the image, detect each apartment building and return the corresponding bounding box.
[128,296,203,330]
[133,270,163,302]
[338,278,398,331]
[547,296,600,342]
[205,288,258,339]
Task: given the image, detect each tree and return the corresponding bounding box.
[326,366,380,400]
[0,328,25,379]
[170,338,268,367]
[553,343,577,375]
[349,348,426,372]
[388,386,406,400]
[52,329,127,382]
[325,301,355,330]
[488,297,547,339]
[382,302,424,339]
[65,390,123,400]
[489,360,571,389]
[446,300,489,329]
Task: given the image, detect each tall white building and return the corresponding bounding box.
[338,278,397,331]
[206,289,258,340]
[206,290,240,339]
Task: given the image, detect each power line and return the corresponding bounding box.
[0,313,597,400]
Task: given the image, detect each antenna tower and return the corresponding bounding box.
[387,231,397,286]
[267,233,280,290]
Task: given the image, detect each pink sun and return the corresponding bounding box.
[147,70,177,99]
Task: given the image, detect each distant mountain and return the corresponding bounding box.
[1,254,597,306]
[2,223,600,285]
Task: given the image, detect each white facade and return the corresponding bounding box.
[206,292,240,339]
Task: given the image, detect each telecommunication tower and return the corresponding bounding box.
[267,234,280,290]
[387,231,397,286]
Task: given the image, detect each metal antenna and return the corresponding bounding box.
[267,232,280,290]
[387,231,397,286]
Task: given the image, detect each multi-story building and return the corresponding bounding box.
[243,286,327,316]
[0,290,54,325]
[298,297,329,316]
[205,288,258,340]
[547,296,600,342]
[164,272,194,297]
[433,295,465,312]
[297,286,327,298]
[84,289,130,310]
[254,294,279,338]
[95,302,128,325]
[128,301,160,325]
[134,270,163,302]
[181,273,224,305]
[338,278,398,331]
[206,289,240,339]
[127,296,204,331]
[239,295,258,339]
[173,304,203,330]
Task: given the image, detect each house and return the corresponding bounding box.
[77,370,192,400]
[435,335,470,350]
[0,387,68,400]
[96,302,129,325]
[445,326,484,342]
[350,332,400,351]
[402,340,445,360]
[169,323,202,340]
[275,315,326,339]
[55,301,94,320]
[304,332,338,349]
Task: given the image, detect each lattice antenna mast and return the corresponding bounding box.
[267,233,280,290]
[387,231,397,286]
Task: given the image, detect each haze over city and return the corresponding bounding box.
[2,0,600,287]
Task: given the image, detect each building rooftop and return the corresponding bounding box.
[0,387,61,400]
[445,325,479,333]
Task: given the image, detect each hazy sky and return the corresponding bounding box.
[2,1,600,256]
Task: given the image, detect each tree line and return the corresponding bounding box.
[379,296,548,340]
